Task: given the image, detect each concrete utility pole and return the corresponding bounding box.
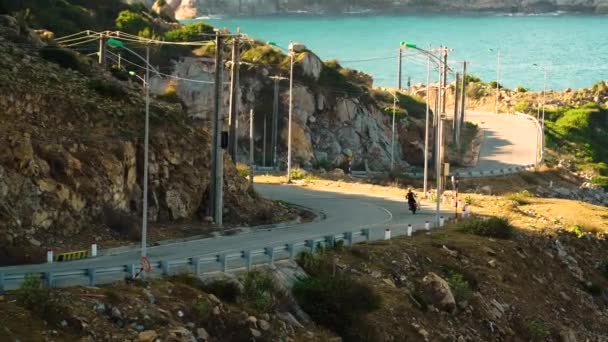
[249,108,254,186]
[459,61,467,136]
[269,76,287,169]
[397,47,403,90]
[391,91,398,170]
[287,44,295,183]
[210,31,224,226]
[228,33,240,162]
[141,44,150,257]
[435,114,444,228]
[453,72,460,145]
[262,112,267,167]
[423,55,431,197]
[441,47,448,115]
[98,34,106,66]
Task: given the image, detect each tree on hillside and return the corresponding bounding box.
[115,10,151,35]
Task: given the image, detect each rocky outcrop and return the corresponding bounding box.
[0,20,284,253]
[160,53,405,171]
[152,0,608,18]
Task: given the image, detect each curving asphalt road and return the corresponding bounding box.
[460,111,539,173]
[0,185,449,289]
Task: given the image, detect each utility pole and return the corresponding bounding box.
[453,72,460,145]
[228,33,240,162]
[262,112,267,167]
[287,44,294,183]
[435,114,444,228]
[495,49,500,114]
[397,47,403,90]
[210,31,224,226]
[249,109,254,186]
[441,47,448,115]
[98,34,106,66]
[423,55,431,197]
[391,92,397,170]
[141,44,150,257]
[269,76,287,169]
[459,61,467,135]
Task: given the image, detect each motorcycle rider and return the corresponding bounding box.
[406,188,417,214]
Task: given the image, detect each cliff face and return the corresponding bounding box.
[154,52,404,171]
[156,0,608,18]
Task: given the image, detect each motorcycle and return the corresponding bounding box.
[408,201,418,215]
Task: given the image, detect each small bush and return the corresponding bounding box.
[115,10,151,35]
[204,279,241,303]
[87,78,127,99]
[464,74,481,84]
[458,217,514,239]
[515,86,528,93]
[316,158,332,171]
[293,273,381,341]
[236,163,249,178]
[487,81,503,89]
[164,22,214,42]
[524,319,550,341]
[570,225,585,239]
[443,269,472,302]
[464,195,474,205]
[39,46,87,73]
[193,299,210,319]
[591,176,608,190]
[506,190,533,205]
[156,86,181,103]
[290,168,306,180]
[16,274,62,320]
[242,270,276,312]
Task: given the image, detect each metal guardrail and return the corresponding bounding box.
[0,228,380,292]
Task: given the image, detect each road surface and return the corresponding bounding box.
[460,111,539,173]
[0,185,449,286]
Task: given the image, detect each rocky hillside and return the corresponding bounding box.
[0,16,291,264]
[145,0,608,18]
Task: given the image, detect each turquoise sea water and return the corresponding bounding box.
[202,15,608,91]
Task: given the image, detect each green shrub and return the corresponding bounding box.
[515,86,528,93]
[524,319,550,341]
[16,274,62,320]
[570,224,585,239]
[156,87,181,103]
[464,195,474,205]
[292,272,381,341]
[235,163,250,178]
[506,190,533,205]
[242,270,276,312]
[318,59,364,94]
[443,269,472,302]
[464,74,481,84]
[316,158,332,171]
[487,81,503,89]
[39,46,87,73]
[204,279,241,303]
[193,299,210,319]
[457,217,514,239]
[591,176,608,190]
[241,45,289,69]
[290,168,306,180]
[115,10,151,35]
[164,22,214,42]
[514,101,533,113]
[87,78,127,99]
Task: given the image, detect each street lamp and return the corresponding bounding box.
[107,38,153,258]
[489,48,500,114]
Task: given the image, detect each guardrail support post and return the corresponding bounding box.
[305,240,315,253]
[219,254,228,273]
[192,257,201,275]
[127,264,136,279]
[265,247,275,266]
[244,251,253,271]
[362,228,371,241]
[345,232,353,247]
[0,272,4,294]
[87,268,96,286]
[44,272,53,288]
[161,260,170,276]
[287,243,296,261]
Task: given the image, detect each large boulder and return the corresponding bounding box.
[291,86,316,124]
[298,52,323,81]
[420,272,456,312]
